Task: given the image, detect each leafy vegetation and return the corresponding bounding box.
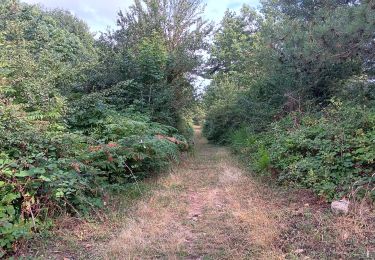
[229,102,375,200]
[204,1,375,201]
[0,0,209,255]
[1,0,374,255]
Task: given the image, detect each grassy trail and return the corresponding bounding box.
[23,126,374,259]
[103,127,286,259]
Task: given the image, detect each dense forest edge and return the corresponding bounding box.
[0,0,374,257]
[203,0,374,202]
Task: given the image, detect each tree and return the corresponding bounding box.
[208,6,259,77]
[95,0,212,126]
[0,0,97,116]
[204,0,375,140]
[260,0,375,100]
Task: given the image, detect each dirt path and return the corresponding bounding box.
[22,126,374,259]
[104,127,286,259]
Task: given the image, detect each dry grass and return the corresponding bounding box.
[276,189,375,259]
[20,126,375,259]
[102,127,287,259]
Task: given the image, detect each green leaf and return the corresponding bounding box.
[39,176,51,182]
[14,171,31,177]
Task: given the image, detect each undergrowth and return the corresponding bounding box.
[0,99,188,257]
[227,101,375,202]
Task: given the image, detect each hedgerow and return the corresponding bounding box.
[0,98,186,255]
[0,0,204,255]
[203,1,375,204]
[229,101,375,201]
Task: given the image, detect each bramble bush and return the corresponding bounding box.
[1,0,201,255]
[0,70,187,256]
[203,1,375,204]
[0,101,186,255]
[229,101,375,201]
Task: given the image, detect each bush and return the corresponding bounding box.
[229,102,375,201]
[0,99,186,255]
[0,0,201,254]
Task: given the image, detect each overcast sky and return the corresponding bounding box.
[22,0,260,33]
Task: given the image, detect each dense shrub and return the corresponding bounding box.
[203,1,375,204]
[230,102,375,201]
[0,103,185,255]
[0,0,200,254]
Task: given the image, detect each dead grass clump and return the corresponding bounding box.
[105,185,192,259]
[224,179,285,259]
[275,192,375,259]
